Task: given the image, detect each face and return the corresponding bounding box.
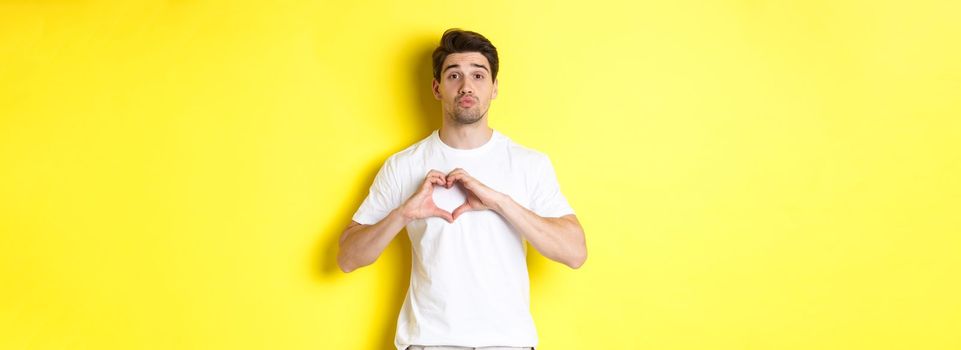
[433,52,498,125]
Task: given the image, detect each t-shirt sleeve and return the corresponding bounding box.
[351,156,404,225]
[530,155,576,218]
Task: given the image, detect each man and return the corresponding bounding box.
[337,28,587,350]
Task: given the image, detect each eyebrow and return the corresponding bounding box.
[442,63,490,74]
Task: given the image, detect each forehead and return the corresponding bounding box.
[442,52,490,70]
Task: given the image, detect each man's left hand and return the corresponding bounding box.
[444,168,505,220]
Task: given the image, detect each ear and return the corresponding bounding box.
[432,79,442,100]
[492,78,498,99]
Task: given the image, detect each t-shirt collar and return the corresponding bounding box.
[431,129,501,156]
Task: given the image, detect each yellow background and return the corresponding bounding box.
[2,0,959,349]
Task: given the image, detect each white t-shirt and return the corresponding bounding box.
[351,129,575,350]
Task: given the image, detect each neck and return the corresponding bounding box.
[438,121,494,150]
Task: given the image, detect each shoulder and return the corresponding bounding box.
[502,133,553,168]
[382,133,434,171]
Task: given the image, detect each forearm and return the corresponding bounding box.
[493,194,587,269]
[337,208,411,273]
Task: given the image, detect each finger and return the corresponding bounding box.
[446,168,463,179]
[435,172,451,188]
[420,178,440,196]
[426,171,444,182]
[420,178,432,192]
[434,178,451,191]
[423,172,447,189]
[446,172,458,185]
[423,173,440,187]
[447,173,469,188]
[428,176,446,187]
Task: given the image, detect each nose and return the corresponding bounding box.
[458,81,474,95]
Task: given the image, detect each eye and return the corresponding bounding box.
[474,74,484,79]
[449,73,459,79]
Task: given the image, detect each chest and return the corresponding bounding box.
[400,153,533,209]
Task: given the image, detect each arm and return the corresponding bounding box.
[445,168,587,269]
[337,210,410,273]
[337,169,454,273]
[493,196,587,269]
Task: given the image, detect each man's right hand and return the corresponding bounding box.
[398,169,454,224]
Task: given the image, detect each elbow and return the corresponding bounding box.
[566,233,587,269]
[337,254,356,273]
[337,228,363,273]
[567,251,587,269]
[565,244,587,269]
[338,262,355,274]
[563,223,587,269]
[336,236,354,273]
[337,250,366,273]
[337,251,374,273]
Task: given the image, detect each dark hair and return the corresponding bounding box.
[432,28,499,82]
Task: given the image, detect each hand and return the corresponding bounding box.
[399,169,454,223]
[445,168,505,220]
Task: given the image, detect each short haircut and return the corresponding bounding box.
[432,28,499,81]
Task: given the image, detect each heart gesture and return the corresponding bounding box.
[399,168,504,224]
[444,168,503,220]
[399,169,456,223]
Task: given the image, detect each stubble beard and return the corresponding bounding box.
[449,104,488,125]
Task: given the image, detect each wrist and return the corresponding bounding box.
[392,206,414,225]
[492,192,513,214]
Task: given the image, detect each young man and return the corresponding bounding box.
[338,28,587,350]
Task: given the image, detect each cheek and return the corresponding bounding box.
[443,87,458,97]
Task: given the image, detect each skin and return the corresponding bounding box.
[337,52,587,273]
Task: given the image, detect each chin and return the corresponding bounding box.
[453,116,482,125]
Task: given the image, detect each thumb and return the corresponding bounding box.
[433,208,454,223]
[451,202,471,221]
